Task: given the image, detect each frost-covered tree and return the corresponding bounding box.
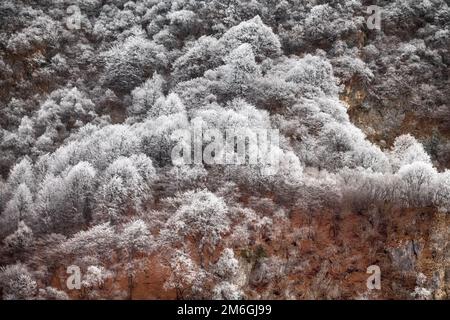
[167,9,201,38]
[47,124,141,174]
[63,162,97,225]
[434,170,450,212]
[166,165,208,194]
[148,93,186,119]
[37,286,69,300]
[96,176,126,224]
[36,87,96,134]
[296,173,342,219]
[34,174,75,234]
[3,220,33,251]
[212,281,243,300]
[60,223,117,261]
[279,55,340,97]
[397,162,437,207]
[118,219,152,299]
[137,112,189,166]
[303,4,358,44]
[3,183,33,225]
[390,134,432,171]
[214,43,261,98]
[6,12,60,55]
[96,157,148,223]
[0,264,37,300]
[7,157,34,192]
[161,190,230,266]
[214,248,239,280]
[92,3,139,41]
[81,265,113,299]
[411,273,432,300]
[129,73,165,120]
[119,219,152,254]
[249,255,285,287]
[102,35,167,94]
[219,16,281,61]
[163,249,206,299]
[0,179,7,213]
[129,153,157,187]
[315,122,367,171]
[172,36,224,83]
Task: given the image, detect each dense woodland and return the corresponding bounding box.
[0,0,449,300]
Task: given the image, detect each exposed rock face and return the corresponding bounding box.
[344,81,450,170]
[47,207,448,300]
[390,241,418,272]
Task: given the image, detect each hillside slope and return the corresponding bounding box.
[0,0,448,300]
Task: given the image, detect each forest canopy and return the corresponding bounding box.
[0,0,449,300]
